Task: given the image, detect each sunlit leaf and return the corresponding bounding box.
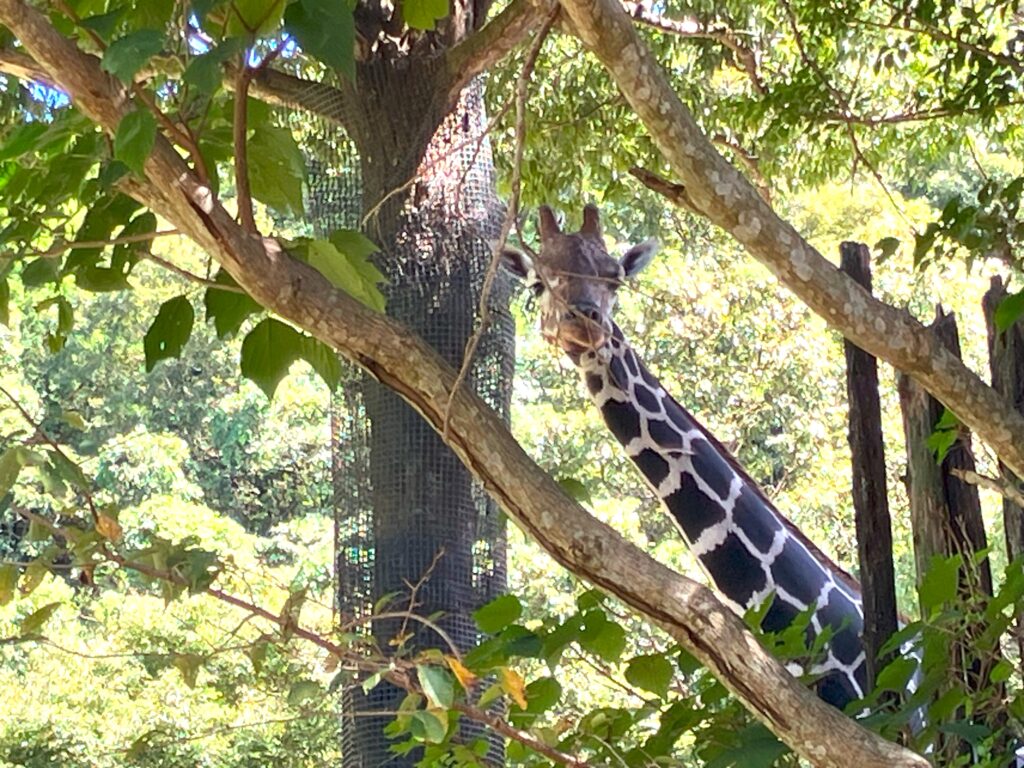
[417,664,454,709]
[19,601,61,636]
[287,679,321,706]
[473,593,522,634]
[445,655,477,689]
[499,666,527,709]
[402,0,448,30]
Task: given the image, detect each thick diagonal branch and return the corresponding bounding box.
[0,1,926,764]
[557,0,1024,482]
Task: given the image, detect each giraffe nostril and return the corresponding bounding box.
[571,303,602,323]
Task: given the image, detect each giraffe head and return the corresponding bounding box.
[501,204,659,357]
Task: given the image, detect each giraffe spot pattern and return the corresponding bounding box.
[731,487,783,553]
[770,537,829,608]
[635,449,671,488]
[699,533,769,607]
[689,442,736,499]
[663,473,727,542]
[634,384,662,414]
[761,594,801,634]
[601,398,642,444]
[574,324,867,712]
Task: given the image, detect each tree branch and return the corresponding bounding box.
[951,468,1024,510]
[443,0,554,103]
[621,2,765,94]
[0,1,926,763]
[555,0,1024,485]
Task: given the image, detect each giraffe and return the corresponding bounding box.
[500,204,868,709]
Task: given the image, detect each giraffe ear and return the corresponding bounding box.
[495,243,533,280]
[620,239,659,277]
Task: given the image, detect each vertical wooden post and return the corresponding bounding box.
[898,307,998,760]
[898,307,993,597]
[839,242,898,689]
[983,277,1024,565]
[983,276,1024,670]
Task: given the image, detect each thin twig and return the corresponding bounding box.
[443,9,558,439]
[951,468,1024,509]
[0,386,99,523]
[142,252,246,292]
[628,165,701,214]
[24,229,181,259]
[234,52,256,233]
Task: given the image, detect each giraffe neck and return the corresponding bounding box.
[575,324,868,707]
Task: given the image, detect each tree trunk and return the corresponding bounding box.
[898,307,997,760]
[983,276,1024,670]
[898,308,992,596]
[839,241,898,690]
[329,66,512,767]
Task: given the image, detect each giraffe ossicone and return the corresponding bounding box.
[502,203,868,709]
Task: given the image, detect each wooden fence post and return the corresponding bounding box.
[983,277,1024,565]
[839,242,898,689]
[898,307,993,598]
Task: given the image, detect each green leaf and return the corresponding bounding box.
[303,238,385,312]
[0,565,17,606]
[410,710,447,743]
[284,0,356,80]
[101,29,165,83]
[144,295,195,371]
[173,653,202,688]
[990,659,1013,684]
[417,664,454,709]
[556,476,591,504]
[204,271,263,338]
[114,110,157,176]
[0,122,47,162]
[240,318,340,398]
[247,640,268,675]
[19,601,61,636]
[0,278,8,326]
[183,38,243,95]
[995,289,1024,333]
[473,594,522,634]
[228,0,287,35]
[21,257,61,287]
[361,670,382,694]
[402,0,448,30]
[919,554,962,613]
[873,236,900,261]
[624,653,674,697]
[579,610,626,662]
[287,679,321,706]
[79,9,126,41]
[0,446,46,497]
[248,124,305,217]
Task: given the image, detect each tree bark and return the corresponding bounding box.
[898,308,992,596]
[553,0,1024,481]
[983,277,1024,564]
[983,276,1024,672]
[0,2,930,763]
[839,242,898,690]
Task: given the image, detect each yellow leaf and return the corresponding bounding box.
[500,667,528,709]
[445,655,478,689]
[96,512,122,542]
